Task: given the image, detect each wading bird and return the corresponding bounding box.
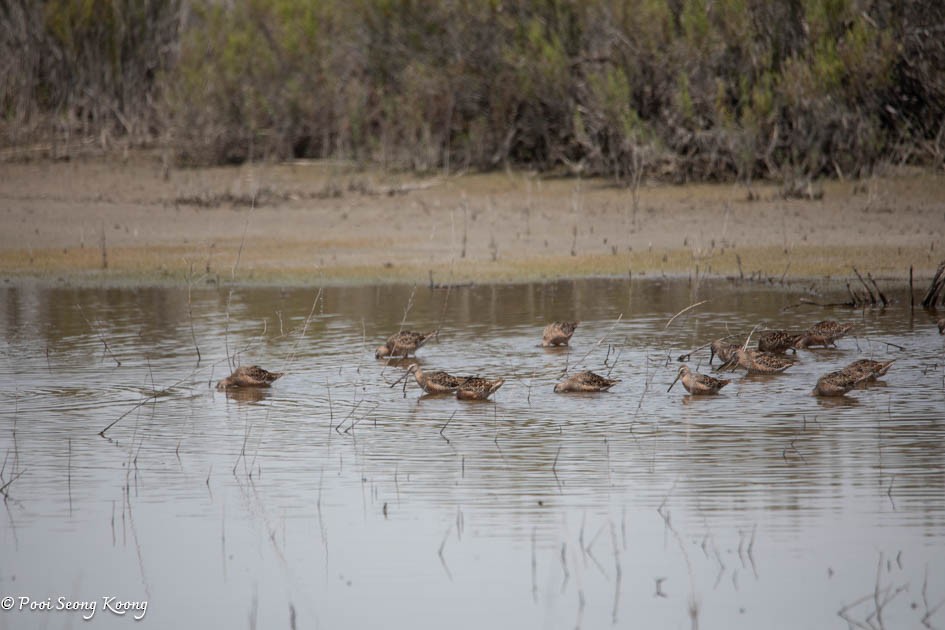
[709,339,740,365]
[813,369,868,397]
[758,330,802,354]
[729,348,795,374]
[554,371,620,393]
[396,364,471,395]
[542,321,579,347]
[375,330,437,358]
[841,358,895,382]
[668,365,731,395]
[456,377,505,400]
[216,365,283,389]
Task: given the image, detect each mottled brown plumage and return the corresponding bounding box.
[813,369,867,397]
[709,339,740,365]
[405,364,471,394]
[542,321,579,347]
[842,358,895,382]
[375,330,437,358]
[795,320,854,349]
[456,377,505,400]
[669,365,731,395]
[554,371,620,393]
[216,365,284,390]
[758,330,802,354]
[731,348,794,374]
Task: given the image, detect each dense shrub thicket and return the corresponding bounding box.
[2,0,944,181]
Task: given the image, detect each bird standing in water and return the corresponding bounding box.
[456,377,505,400]
[709,339,740,365]
[216,365,284,389]
[375,330,437,358]
[542,321,579,347]
[669,365,731,395]
[758,330,802,354]
[397,364,471,395]
[554,371,620,393]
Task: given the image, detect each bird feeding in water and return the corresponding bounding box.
[542,321,579,347]
[375,330,437,358]
[216,365,284,389]
[553,371,620,393]
[668,365,731,395]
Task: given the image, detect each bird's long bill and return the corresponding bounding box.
[668,372,682,392]
[389,369,411,388]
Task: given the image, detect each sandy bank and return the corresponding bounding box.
[1,156,943,287]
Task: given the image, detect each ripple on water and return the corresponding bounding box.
[1,279,943,630]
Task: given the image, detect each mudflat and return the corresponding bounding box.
[1,156,942,286]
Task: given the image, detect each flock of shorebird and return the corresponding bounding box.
[675,320,906,397]
[215,315,943,401]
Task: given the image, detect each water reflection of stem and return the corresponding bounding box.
[438,523,454,581]
[187,263,201,365]
[439,411,456,443]
[67,438,72,515]
[610,521,622,623]
[658,481,700,627]
[531,527,537,603]
[76,304,121,366]
[560,542,569,593]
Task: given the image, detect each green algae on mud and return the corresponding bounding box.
[0,244,937,291]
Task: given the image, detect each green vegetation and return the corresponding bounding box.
[2,0,943,181]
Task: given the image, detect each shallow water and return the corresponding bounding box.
[1,278,944,629]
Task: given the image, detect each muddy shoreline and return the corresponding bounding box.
[1,155,943,288]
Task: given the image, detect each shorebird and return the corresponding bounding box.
[842,358,895,381]
[398,364,471,395]
[758,330,802,354]
[216,365,284,389]
[729,348,795,374]
[795,320,854,349]
[542,321,579,347]
[375,330,437,358]
[709,339,740,365]
[813,369,868,397]
[938,318,945,334]
[456,377,505,400]
[554,371,620,393]
[669,365,731,395]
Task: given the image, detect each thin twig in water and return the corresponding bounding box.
[187,263,201,364]
[0,468,26,497]
[76,304,121,366]
[572,313,624,370]
[665,300,709,329]
[439,412,457,443]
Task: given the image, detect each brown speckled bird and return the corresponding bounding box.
[795,320,854,349]
[730,348,795,374]
[542,321,579,347]
[709,339,740,365]
[938,318,945,335]
[375,330,437,358]
[404,364,471,395]
[669,365,731,395]
[842,358,895,382]
[758,330,802,354]
[554,371,620,393]
[456,377,505,400]
[813,369,867,397]
[216,365,284,390]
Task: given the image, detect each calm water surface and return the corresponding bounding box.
[1,279,944,629]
